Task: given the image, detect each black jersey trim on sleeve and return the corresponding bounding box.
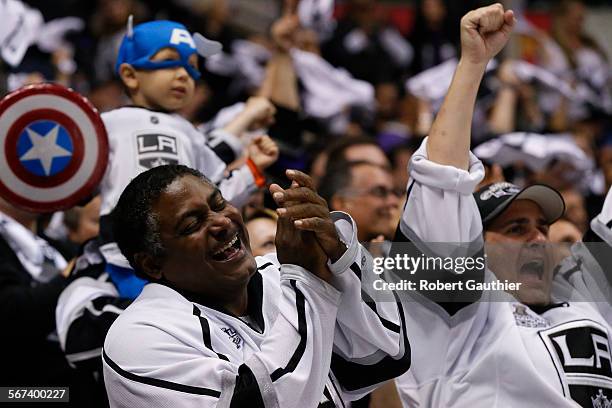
[270,279,307,382]
[364,301,401,334]
[102,349,221,397]
[193,306,230,362]
[330,290,411,392]
[210,141,237,164]
[349,261,401,334]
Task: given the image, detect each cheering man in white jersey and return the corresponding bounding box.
[102,164,410,407]
[390,4,612,407]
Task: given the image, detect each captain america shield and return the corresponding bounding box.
[0,83,108,212]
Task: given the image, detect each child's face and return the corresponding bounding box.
[131,48,198,112]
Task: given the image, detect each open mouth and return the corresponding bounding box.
[519,259,544,282]
[211,234,243,262]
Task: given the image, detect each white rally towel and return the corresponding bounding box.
[0,0,44,66]
[36,16,84,53]
[405,58,497,109]
[232,39,271,89]
[291,48,374,119]
[511,60,608,112]
[474,132,594,181]
[0,0,84,67]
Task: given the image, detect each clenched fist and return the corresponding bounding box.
[243,97,276,130]
[248,135,279,171]
[460,3,515,66]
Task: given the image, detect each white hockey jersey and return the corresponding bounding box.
[102,212,411,408]
[99,106,257,218]
[394,139,612,407]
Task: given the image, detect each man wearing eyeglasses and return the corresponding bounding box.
[319,161,401,242]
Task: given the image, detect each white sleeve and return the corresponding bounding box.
[323,212,411,401]
[102,266,341,408]
[392,137,486,311]
[399,137,485,247]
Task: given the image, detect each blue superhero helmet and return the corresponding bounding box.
[115,16,222,80]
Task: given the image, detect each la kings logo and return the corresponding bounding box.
[136,134,179,169]
[539,320,612,407]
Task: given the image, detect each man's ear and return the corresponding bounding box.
[134,252,163,280]
[119,63,139,94]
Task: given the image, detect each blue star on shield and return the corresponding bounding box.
[16,120,74,177]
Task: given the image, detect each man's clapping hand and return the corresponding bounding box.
[271,170,346,281]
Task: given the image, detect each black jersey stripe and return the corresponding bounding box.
[102,349,221,397]
[257,262,274,271]
[193,306,230,361]
[349,261,401,334]
[270,280,307,382]
[330,290,411,392]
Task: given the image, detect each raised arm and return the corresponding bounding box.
[257,9,300,111]
[397,4,515,246]
[427,4,515,170]
[390,5,515,311]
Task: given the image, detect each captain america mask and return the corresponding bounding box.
[115,20,222,80]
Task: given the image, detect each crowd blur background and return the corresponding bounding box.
[1,0,611,249]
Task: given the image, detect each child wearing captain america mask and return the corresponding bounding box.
[115,20,220,111]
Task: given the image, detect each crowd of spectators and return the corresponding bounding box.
[0,0,610,406]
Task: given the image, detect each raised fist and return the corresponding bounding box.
[271,14,299,52]
[243,97,276,130]
[460,3,515,66]
[248,135,279,171]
